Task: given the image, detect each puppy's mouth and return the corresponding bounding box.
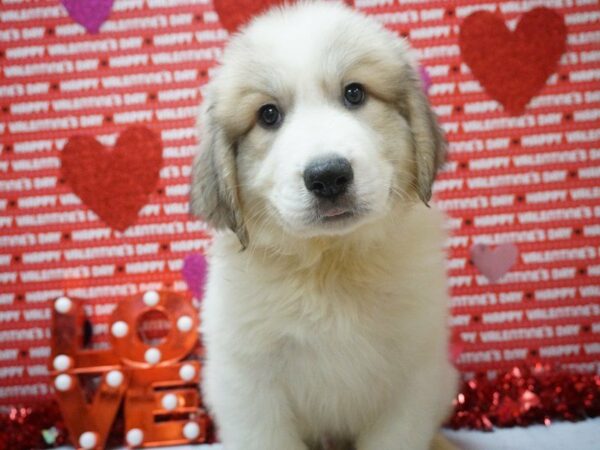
[311,196,366,228]
[271,192,373,237]
[317,206,355,222]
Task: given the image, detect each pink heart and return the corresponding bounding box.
[61,0,114,34]
[182,253,208,299]
[470,243,518,283]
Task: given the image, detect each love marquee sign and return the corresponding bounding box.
[49,291,209,449]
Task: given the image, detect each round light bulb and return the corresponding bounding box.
[144,347,161,365]
[126,428,144,446]
[54,374,72,391]
[79,431,97,449]
[143,290,160,307]
[111,321,129,338]
[176,315,193,332]
[179,364,196,381]
[52,354,71,372]
[183,421,200,440]
[54,296,72,314]
[106,370,124,388]
[161,393,178,411]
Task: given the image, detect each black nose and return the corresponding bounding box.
[303,157,354,199]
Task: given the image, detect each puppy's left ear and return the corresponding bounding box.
[399,64,447,205]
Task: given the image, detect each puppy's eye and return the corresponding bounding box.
[258,104,282,128]
[343,83,365,108]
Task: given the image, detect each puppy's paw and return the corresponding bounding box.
[430,433,461,450]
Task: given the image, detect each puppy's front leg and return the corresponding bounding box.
[355,402,435,450]
[355,361,456,450]
[205,360,307,450]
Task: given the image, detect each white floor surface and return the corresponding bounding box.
[56,417,600,450]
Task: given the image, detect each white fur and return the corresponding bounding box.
[195,2,458,449]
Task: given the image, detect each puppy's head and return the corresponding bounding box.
[191,2,445,248]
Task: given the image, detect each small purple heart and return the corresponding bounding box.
[61,0,114,34]
[470,243,518,283]
[182,253,208,299]
[419,65,432,94]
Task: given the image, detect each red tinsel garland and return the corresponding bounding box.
[447,365,600,431]
[0,402,67,450]
[1,366,598,449]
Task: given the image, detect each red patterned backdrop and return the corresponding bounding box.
[0,0,599,407]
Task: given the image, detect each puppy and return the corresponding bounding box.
[190,2,458,449]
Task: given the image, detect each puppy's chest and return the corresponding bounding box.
[265,277,400,343]
[279,306,399,381]
[224,260,416,431]
[266,281,404,387]
[252,264,408,352]
[275,289,403,433]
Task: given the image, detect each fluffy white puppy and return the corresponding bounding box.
[191,2,458,449]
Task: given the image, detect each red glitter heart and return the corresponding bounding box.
[61,126,163,231]
[214,0,354,33]
[213,0,283,33]
[459,7,567,115]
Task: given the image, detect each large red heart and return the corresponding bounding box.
[61,127,163,231]
[459,7,566,115]
[214,0,354,33]
[213,0,282,33]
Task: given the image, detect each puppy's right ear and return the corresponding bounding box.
[190,99,248,249]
